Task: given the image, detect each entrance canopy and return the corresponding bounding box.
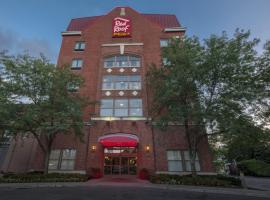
[98,133,139,147]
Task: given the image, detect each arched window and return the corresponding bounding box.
[104,55,140,68]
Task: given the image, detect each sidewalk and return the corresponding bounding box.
[0,178,269,198]
[242,176,270,191]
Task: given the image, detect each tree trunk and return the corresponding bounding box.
[184,119,197,176]
[44,148,51,174]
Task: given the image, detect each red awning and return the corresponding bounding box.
[98,133,139,147]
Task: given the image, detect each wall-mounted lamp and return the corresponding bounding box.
[91,145,97,152]
[145,145,150,152]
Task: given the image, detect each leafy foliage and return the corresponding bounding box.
[238,159,270,177]
[0,53,90,173]
[150,174,241,187]
[147,30,270,174]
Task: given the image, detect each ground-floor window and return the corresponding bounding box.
[48,149,76,170]
[167,150,200,172]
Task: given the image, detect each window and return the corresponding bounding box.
[61,149,76,170]
[71,59,83,69]
[183,151,200,171]
[102,75,141,90]
[74,42,85,51]
[100,99,114,116]
[167,150,200,172]
[167,150,183,172]
[100,99,143,117]
[67,82,79,92]
[48,149,76,171]
[162,57,171,66]
[115,99,128,117]
[160,39,169,47]
[104,55,140,68]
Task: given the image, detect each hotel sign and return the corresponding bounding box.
[112,17,131,37]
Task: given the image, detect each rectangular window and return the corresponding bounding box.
[104,55,140,68]
[162,57,171,66]
[102,75,141,90]
[167,150,183,172]
[67,82,79,92]
[183,151,200,171]
[100,99,114,116]
[129,99,143,116]
[60,149,76,170]
[74,42,85,51]
[160,39,169,47]
[167,150,200,172]
[71,59,83,69]
[48,149,76,171]
[100,99,143,117]
[48,150,61,170]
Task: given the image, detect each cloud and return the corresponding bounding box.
[0,27,57,63]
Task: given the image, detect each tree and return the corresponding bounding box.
[147,37,205,176]
[147,30,269,175]
[0,53,90,174]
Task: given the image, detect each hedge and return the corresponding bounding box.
[238,159,270,177]
[150,174,241,187]
[0,173,89,183]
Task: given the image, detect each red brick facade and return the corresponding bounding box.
[1,7,214,176]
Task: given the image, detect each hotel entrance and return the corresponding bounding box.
[98,133,139,176]
[104,147,137,175]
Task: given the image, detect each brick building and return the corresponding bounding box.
[1,7,214,176]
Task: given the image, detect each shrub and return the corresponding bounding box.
[150,174,241,187]
[238,159,270,177]
[0,173,88,183]
[139,168,150,180]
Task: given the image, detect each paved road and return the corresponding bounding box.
[0,186,269,200]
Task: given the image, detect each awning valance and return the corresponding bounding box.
[98,133,139,147]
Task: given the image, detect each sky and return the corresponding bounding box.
[0,0,270,63]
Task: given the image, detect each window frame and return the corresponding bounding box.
[160,39,170,47]
[167,150,183,172]
[102,75,141,90]
[166,150,201,172]
[104,55,141,68]
[74,41,85,51]
[48,149,77,171]
[71,59,83,69]
[100,98,143,117]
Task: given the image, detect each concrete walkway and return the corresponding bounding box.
[242,176,270,191]
[0,177,270,198]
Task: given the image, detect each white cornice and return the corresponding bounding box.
[61,31,82,36]
[164,27,186,32]
[102,43,144,47]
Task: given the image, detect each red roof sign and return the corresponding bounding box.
[112,17,131,37]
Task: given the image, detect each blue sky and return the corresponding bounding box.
[0,0,270,63]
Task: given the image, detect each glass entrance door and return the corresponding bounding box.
[104,156,137,175]
[104,147,137,175]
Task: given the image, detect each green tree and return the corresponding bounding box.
[147,30,269,175]
[0,53,90,174]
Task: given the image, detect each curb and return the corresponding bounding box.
[0,182,269,198]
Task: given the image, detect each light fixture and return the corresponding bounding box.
[91,145,97,152]
[146,145,150,152]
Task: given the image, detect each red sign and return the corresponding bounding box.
[112,17,131,37]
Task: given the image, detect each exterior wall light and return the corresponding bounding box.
[146,145,150,152]
[91,145,97,152]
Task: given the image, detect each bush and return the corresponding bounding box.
[238,159,270,177]
[0,173,89,183]
[150,174,241,187]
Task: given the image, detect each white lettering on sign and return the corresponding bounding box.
[113,17,131,37]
